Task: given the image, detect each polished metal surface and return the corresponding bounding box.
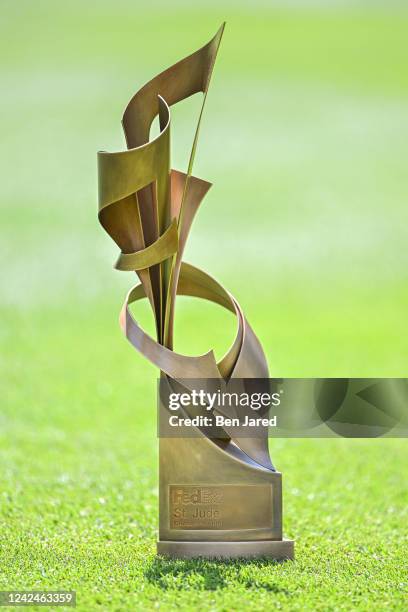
[97,25,294,559]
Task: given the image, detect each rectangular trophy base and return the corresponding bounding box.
[157,539,294,560]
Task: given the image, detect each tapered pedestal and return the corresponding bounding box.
[157,435,294,560]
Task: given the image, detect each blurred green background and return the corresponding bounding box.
[1,1,407,610]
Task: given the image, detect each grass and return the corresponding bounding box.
[1,1,408,610]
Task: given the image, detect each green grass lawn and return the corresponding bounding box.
[1,1,408,610]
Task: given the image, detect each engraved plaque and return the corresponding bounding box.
[169,485,273,530]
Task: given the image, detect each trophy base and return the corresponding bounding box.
[157,539,294,560]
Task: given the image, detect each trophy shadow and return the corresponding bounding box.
[145,556,291,592]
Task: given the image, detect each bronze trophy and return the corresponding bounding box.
[97,25,294,560]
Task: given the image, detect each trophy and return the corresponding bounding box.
[97,24,294,560]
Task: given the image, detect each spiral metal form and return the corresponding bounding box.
[97,25,274,471]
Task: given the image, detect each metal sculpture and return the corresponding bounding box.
[98,24,293,559]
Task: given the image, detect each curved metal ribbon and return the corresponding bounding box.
[97,25,275,471]
[120,263,272,470]
[115,218,178,271]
